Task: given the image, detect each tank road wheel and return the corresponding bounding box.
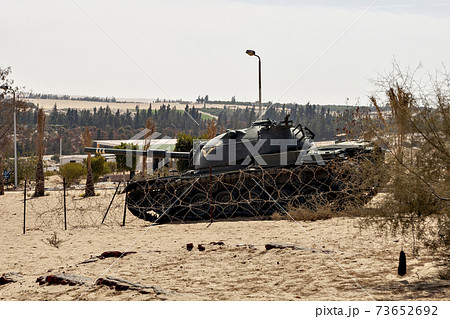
[239,189,265,217]
[151,192,173,222]
[185,192,210,220]
[214,190,238,218]
[290,172,304,193]
[126,189,159,222]
[275,171,291,189]
[276,188,294,210]
[261,188,279,214]
[153,192,171,209]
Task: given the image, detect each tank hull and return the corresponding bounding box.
[124,143,382,223]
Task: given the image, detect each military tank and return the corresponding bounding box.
[85,116,382,223]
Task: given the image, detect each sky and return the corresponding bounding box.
[1,0,450,105]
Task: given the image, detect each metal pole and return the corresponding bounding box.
[13,90,17,189]
[63,177,67,230]
[122,184,128,226]
[256,54,262,117]
[59,126,62,160]
[209,166,213,221]
[23,179,26,234]
[102,181,121,224]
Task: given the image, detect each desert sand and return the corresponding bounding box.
[0,179,448,301]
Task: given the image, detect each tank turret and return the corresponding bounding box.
[192,116,317,170]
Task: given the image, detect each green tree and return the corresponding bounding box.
[59,163,86,187]
[4,156,37,184]
[174,132,208,172]
[84,154,110,182]
[50,104,59,124]
[114,143,138,172]
[174,132,193,172]
[51,154,60,162]
[106,161,116,174]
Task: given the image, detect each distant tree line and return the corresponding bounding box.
[196,95,256,106]
[16,103,209,156]
[13,100,360,157]
[27,93,119,103]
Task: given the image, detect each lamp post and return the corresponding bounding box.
[246,49,262,116]
[0,85,17,189]
[50,124,63,164]
[59,125,62,161]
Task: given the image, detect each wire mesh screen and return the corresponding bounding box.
[21,151,382,231]
[25,185,131,230]
[126,153,382,224]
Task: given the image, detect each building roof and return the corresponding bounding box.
[94,139,177,151]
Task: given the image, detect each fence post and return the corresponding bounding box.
[122,183,128,226]
[209,166,213,221]
[102,181,121,224]
[23,180,26,234]
[63,177,67,230]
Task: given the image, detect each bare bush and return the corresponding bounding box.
[45,232,64,248]
[361,63,449,270]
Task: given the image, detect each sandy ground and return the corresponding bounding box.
[0,182,448,301]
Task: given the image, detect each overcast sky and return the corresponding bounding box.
[1,0,450,105]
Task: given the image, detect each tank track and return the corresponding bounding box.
[125,158,379,224]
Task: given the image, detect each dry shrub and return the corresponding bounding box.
[438,267,450,280]
[270,153,385,223]
[274,204,371,222]
[360,63,450,274]
[45,232,64,248]
[206,120,218,139]
[271,211,283,220]
[289,206,335,222]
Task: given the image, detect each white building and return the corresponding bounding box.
[59,139,179,171]
[60,154,116,165]
[93,139,178,171]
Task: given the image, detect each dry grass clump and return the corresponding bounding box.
[45,232,64,248]
[273,204,371,222]
[288,206,335,221]
[438,267,450,280]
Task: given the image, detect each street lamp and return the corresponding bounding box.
[50,124,63,161]
[246,49,262,116]
[0,85,17,189]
